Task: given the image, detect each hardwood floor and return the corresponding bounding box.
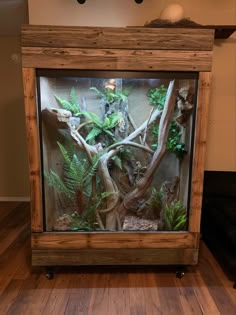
[0,202,235,315]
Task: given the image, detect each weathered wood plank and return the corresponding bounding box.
[31,232,199,250]
[21,25,214,51]
[22,68,43,232]
[189,72,212,232]
[22,47,212,72]
[32,248,199,266]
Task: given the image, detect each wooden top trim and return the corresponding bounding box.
[21,25,214,51]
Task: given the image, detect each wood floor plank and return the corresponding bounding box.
[155,272,185,314]
[107,272,130,315]
[0,202,235,315]
[5,273,41,315]
[175,271,205,315]
[41,273,72,315]
[190,273,221,315]
[198,254,236,314]
[0,280,24,315]
[141,272,162,315]
[64,271,93,315]
[128,271,163,315]
[87,273,110,315]
[128,271,149,315]
[0,236,30,296]
[199,242,236,305]
[23,273,54,315]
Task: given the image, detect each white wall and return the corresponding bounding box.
[27,0,236,171]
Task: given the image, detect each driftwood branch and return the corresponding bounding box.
[117,80,176,222]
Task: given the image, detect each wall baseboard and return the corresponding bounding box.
[0,197,30,202]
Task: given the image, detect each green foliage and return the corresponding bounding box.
[163,200,187,231]
[70,207,97,231]
[147,85,167,110]
[44,142,100,201]
[55,87,81,116]
[166,121,188,160]
[148,187,163,209]
[152,121,187,160]
[70,191,115,231]
[44,170,74,200]
[90,86,128,104]
[84,112,120,143]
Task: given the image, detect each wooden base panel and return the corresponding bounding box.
[32,248,199,266]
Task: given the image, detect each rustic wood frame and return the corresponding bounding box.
[22,25,213,266]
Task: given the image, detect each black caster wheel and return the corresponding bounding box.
[176,270,185,278]
[176,266,185,279]
[45,268,54,280]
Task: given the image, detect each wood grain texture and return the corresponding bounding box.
[1,202,236,315]
[189,72,212,233]
[31,232,199,250]
[22,47,212,72]
[31,248,199,266]
[21,25,214,51]
[22,68,43,232]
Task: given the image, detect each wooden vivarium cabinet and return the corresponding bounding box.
[22,25,214,267]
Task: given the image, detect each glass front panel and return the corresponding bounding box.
[37,70,198,232]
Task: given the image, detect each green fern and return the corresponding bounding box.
[44,170,74,200]
[55,87,81,116]
[44,142,101,203]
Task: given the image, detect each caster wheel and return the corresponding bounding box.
[45,268,54,280]
[176,270,185,279]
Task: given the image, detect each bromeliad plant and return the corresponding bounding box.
[90,84,128,105]
[83,111,120,144]
[163,200,187,231]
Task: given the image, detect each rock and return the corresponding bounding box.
[123,215,158,231]
[53,214,72,231]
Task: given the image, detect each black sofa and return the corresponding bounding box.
[201,171,236,288]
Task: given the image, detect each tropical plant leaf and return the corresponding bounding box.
[163,200,187,231]
[55,88,81,116]
[104,129,114,137]
[85,127,101,143]
[90,86,105,99]
[108,113,120,128]
[70,87,79,107]
[44,170,74,200]
[83,111,103,127]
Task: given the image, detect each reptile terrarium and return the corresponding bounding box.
[22,25,213,268]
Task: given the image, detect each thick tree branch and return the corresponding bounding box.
[117,80,176,222]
